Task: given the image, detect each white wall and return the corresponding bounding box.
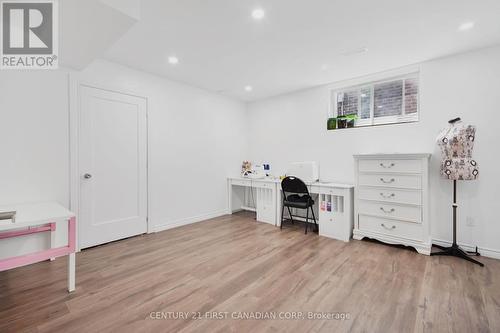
[0,71,70,206]
[76,60,247,231]
[2,46,499,259]
[0,71,70,256]
[0,60,247,258]
[247,45,500,258]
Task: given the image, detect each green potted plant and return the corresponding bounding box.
[345,114,358,128]
[337,114,358,128]
[337,116,347,129]
[327,117,337,130]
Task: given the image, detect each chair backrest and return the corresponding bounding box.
[281,176,309,197]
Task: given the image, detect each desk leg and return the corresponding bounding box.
[227,180,233,215]
[276,190,282,227]
[67,216,76,292]
[68,253,75,292]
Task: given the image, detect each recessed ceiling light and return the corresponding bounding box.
[458,21,475,31]
[168,56,179,65]
[245,85,253,92]
[251,8,265,20]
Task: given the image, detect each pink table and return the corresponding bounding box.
[0,202,76,292]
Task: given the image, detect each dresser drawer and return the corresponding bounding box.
[358,200,421,223]
[358,215,423,241]
[358,187,422,205]
[358,174,421,189]
[358,159,422,174]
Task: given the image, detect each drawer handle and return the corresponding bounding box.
[380,192,395,199]
[380,178,395,184]
[380,207,395,214]
[380,163,395,168]
[381,223,396,230]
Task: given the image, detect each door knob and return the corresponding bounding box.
[83,173,92,179]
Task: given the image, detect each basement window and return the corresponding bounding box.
[328,73,419,129]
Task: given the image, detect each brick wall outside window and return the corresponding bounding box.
[405,78,418,114]
[331,73,419,128]
[340,90,358,116]
[374,81,403,117]
[360,88,371,119]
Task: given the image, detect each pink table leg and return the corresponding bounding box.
[0,216,77,292]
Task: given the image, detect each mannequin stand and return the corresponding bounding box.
[431,180,484,267]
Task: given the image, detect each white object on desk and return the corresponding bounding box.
[228,177,354,242]
[287,161,319,182]
[0,202,77,292]
[353,153,431,255]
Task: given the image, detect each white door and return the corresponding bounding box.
[79,86,147,249]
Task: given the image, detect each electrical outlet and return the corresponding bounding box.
[466,216,475,227]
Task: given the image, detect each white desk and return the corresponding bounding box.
[227,177,354,242]
[227,177,278,225]
[0,202,76,292]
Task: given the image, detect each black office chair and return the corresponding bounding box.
[280,176,318,234]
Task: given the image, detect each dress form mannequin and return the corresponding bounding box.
[432,117,483,266]
[436,118,479,180]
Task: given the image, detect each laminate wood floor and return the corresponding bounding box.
[1,211,499,333]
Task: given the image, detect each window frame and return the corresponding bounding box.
[330,73,419,128]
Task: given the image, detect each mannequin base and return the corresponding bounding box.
[431,243,484,267]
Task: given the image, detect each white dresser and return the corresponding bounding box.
[353,154,432,255]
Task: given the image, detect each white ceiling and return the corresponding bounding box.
[60,0,138,70]
[103,0,500,101]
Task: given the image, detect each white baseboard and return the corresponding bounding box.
[432,238,500,260]
[151,210,228,233]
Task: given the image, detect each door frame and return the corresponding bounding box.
[69,75,151,251]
